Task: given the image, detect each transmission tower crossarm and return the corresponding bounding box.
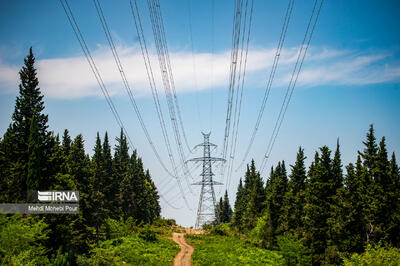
[186,157,226,163]
[192,181,223,185]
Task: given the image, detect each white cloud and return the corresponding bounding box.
[0,60,19,93]
[0,45,399,99]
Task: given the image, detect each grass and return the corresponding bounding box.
[186,234,284,265]
[77,225,180,265]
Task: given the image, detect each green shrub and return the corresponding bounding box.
[277,233,310,266]
[250,214,274,249]
[77,248,121,266]
[96,235,179,265]
[210,223,231,236]
[153,218,176,227]
[187,234,284,265]
[138,225,157,242]
[0,214,50,265]
[104,218,125,239]
[343,244,400,266]
[52,247,71,266]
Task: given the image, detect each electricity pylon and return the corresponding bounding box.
[186,132,225,228]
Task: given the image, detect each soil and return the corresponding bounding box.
[172,232,194,266]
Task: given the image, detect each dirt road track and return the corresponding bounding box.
[172,232,194,266]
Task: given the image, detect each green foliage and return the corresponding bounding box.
[263,161,288,248]
[152,218,177,227]
[78,232,179,266]
[187,234,284,265]
[215,190,233,224]
[280,147,307,236]
[277,233,310,266]
[343,244,400,266]
[77,248,121,266]
[251,214,273,248]
[52,247,72,266]
[138,225,157,242]
[210,223,232,236]
[0,215,50,265]
[1,47,51,202]
[104,218,128,239]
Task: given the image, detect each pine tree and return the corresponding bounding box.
[88,133,106,244]
[102,132,114,217]
[222,190,233,223]
[60,129,72,173]
[67,134,94,251]
[357,126,392,244]
[232,178,245,230]
[215,197,224,224]
[145,169,161,222]
[263,161,288,248]
[331,161,365,256]
[216,190,233,224]
[372,137,395,243]
[304,146,335,264]
[281,147,307,236]
[1,47,51,201]
[359,124,378,175]
[325,140,344,263]
[67,134,91,192]
[242,160,265,230]
[27,111,41,191]
[114,129,130,217]
[389,153,400,246]
[332,139,343,192]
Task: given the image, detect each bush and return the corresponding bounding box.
[77,248,121,266]
[138,225,157,242]
[210,223,232,236]
[153,218,176,227]
[85,234,179,265]
[250,214,273,248]
[187,234,284,265]
[277,232,310,266]
[52,247,71,266]
[104,218,125,239]
[343,244,400,266]
[0,215,50,265]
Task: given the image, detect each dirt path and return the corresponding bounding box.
[172,232,194,266]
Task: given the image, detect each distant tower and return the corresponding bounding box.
[187,132,225,228]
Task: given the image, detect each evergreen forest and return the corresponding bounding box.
[1,48,400,265]
[215,124,400,265]
[0,48,166,264]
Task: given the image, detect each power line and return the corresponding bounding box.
[160,194,182,210]
[225,0,254,193]
[236,0,295,172]
[129,0,186,199]
[219,0,254,195]
[93,0,195,209]
[60,0,184,212]
[260,0,324,172]
[149,0,193,155]
[147,0,194,195]
[92,0,179,181]
[221,0,244,161]
[59,0,134,150]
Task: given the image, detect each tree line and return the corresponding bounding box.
[0,48,161,258]
[227,126,400,264]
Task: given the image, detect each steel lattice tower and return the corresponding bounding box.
[187,132,225,228]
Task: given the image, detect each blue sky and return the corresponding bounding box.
[1,0,400,227]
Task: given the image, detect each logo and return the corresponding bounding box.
[37,191,79,202]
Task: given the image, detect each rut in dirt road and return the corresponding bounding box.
[173,232,194,266]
